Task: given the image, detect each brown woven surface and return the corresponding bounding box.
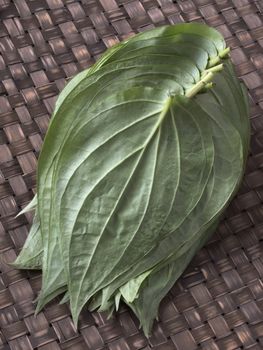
[0,0,263,349]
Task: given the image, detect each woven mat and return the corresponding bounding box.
[0,1,263,349]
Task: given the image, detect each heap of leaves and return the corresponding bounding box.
[13,23,250,335]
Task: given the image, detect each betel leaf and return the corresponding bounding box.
[13,23,250,336]
[36,22,223,312]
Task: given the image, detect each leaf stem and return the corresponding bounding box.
[186,55,226,98]
[144,95,173,145]
[208,56,220,68]
[219,47,230,58]
[204,63,224,74]
[186,72,214,98]
[207,47,230,68]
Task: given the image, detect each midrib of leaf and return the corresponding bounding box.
[67,96,173,240]
[96,97,213,304]
[70,96,175,319]
[95,103,184,309]
[58,98,171,257]
[142,95,174,147]
[110,105,182,305]
[100,105,179,275]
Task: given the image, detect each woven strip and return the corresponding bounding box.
[0,0,263,349]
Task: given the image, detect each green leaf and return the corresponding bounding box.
[37,23,225,319]
[59,291,69,305]
[119,270,152,304]
[12,208,42,270]
[13,23,249,337]
[16,194,37,217]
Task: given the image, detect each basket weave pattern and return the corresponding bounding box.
[0,0,263,349]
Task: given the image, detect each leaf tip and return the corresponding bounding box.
[72,312,80,329]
